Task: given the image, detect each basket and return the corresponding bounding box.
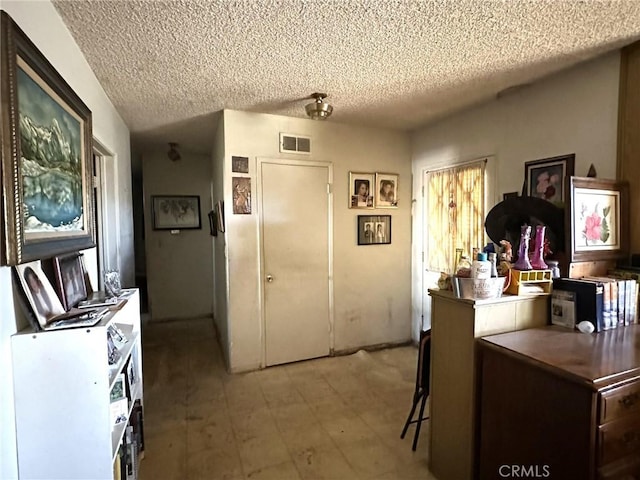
[452,276,506,300]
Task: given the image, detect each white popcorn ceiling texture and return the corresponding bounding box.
[53,0,640,153]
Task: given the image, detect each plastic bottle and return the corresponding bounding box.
[488,252,498,277]
[472,252,491,279]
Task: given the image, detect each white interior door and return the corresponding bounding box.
[260,160,331,366]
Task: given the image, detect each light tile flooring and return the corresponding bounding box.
[139,318,436,480]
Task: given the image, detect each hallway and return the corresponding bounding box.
[139,318,435,479]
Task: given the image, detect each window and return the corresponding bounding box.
[426,159,486,273]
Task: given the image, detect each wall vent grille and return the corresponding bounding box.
[280,133,311,154]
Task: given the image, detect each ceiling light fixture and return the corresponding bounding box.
[168,142,181,162]
[305,93,333,120]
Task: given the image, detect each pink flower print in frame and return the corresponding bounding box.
[574,188,618,250]
[568,177,629,263]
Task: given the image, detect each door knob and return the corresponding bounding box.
[266,275,274,283]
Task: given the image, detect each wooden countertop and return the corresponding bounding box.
[479,325,640,390]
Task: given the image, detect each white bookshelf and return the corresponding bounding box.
[11,289,143,480]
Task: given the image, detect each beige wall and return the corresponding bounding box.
[143,151,213,321]
[220,110,412,372]
[410,52,621,338]
[0,2,133,478]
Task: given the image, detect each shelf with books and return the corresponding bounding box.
[11,288,143,480]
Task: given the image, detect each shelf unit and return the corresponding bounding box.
[11,289,143,480]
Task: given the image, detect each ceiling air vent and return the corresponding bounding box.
[280,133,311,154]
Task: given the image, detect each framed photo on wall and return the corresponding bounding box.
[232,177,251,214]
[349,172,374,208]
[1,11,95,265]
[358,215,391,245]
[566,176,629,262]
[151,195,201,230]
[375,173,398,208]
[524,154,575,206]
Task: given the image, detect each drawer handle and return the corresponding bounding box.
[619,392,640,409]
[622,431,640,446]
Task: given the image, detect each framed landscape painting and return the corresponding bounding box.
[1,12,95,265]
[152,195,201,230]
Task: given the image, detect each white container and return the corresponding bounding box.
[472,252,491,279]
[453,277,505,300]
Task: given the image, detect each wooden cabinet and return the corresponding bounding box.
[477,325,640,480]
[428,290,549,480]
[11,289,143,480]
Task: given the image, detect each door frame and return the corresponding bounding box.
[92,138,119,291]
[256,157,334,367]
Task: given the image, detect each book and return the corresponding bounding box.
[583,277,619,330]
[550,290,577,329]
[552,278,604,332]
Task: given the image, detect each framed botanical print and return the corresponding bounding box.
[375,173,398,208]
[349,172,374,208]
[566,176,629,262]
[1,12,95,265]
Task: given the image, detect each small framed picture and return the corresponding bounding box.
[232,156,249,173]
[53,252,87,310]
[349,172,374,209]
[375,173,398,208]
[208,210,217,237]
[503,192,518,201]
[358,215,391,245]
[524,154,575,206]
[151,195,201,230]
[216,200,225,231]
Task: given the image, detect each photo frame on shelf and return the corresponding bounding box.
[358,215,392,245]
[503,192,518,201]
[14,259,66,328]
[53,252,87,310]
[1,12,95,265]
[349,172,374,209]
[151,195,201,230]
[524,153,575,206]
[566,176,629,262]
[375,173,399,208]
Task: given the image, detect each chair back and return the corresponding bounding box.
[416,329,431,394]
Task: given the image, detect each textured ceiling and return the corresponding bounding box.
[52,0,640,154]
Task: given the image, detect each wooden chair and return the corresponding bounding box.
[400,328,431,451]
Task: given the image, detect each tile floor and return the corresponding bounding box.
[138,317,436,480]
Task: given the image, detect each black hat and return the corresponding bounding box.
[484,196,564,253]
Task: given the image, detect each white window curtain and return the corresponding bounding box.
[427,160,486,273]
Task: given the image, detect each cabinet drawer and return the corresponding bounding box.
[600,382,640,424]
[598,416,640,466]
[598,454,640,480]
